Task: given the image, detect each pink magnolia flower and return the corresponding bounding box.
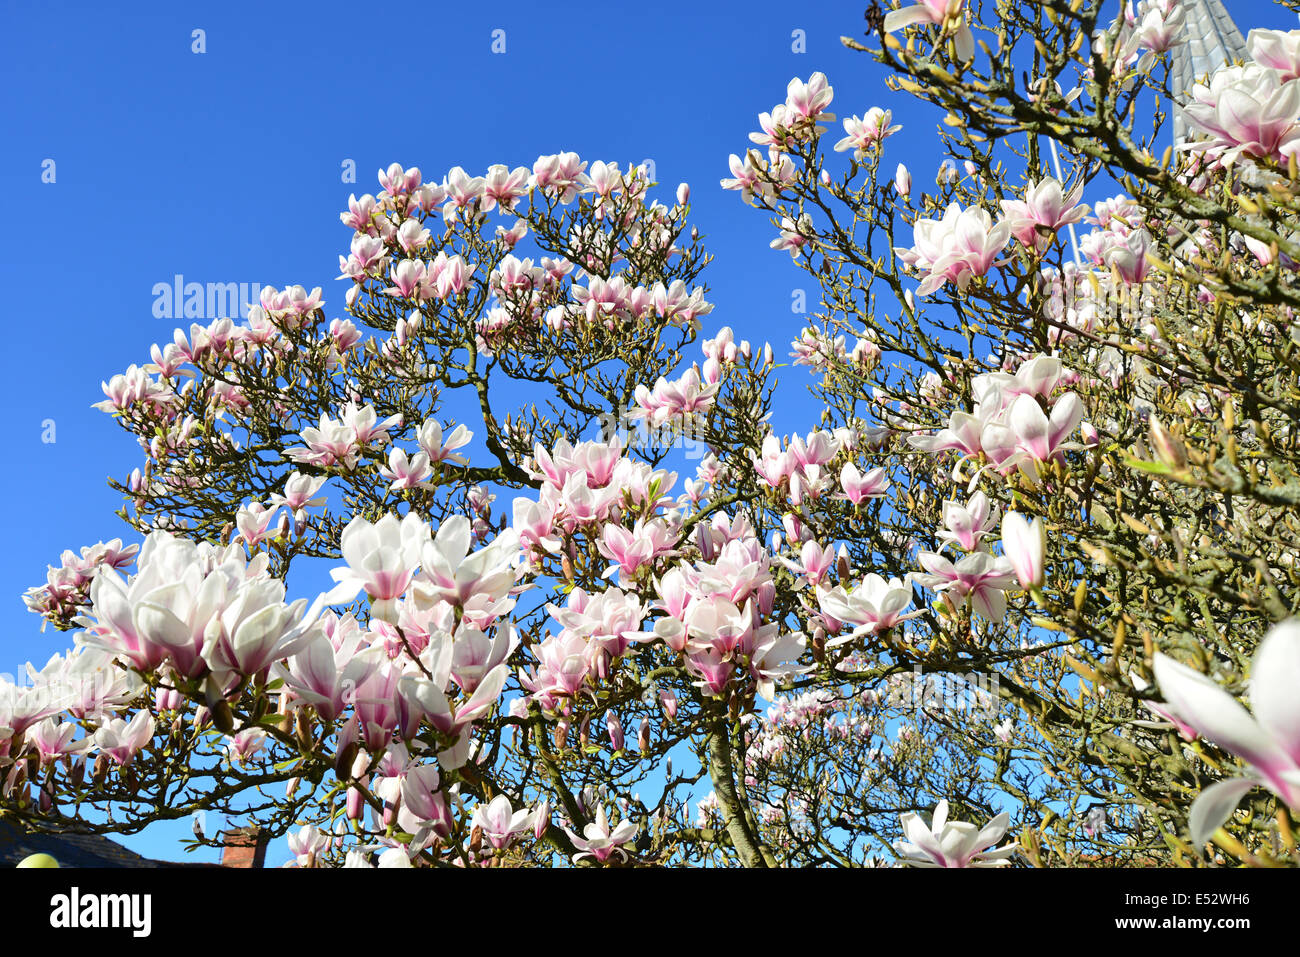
[913,551,1015,621]
[1182,70,1300,167]
[92,711,154,766]
[1103,227,1152,283]
[819,575,916,642]
[287,824,330,867]
[414,517,519,610]
[417,420,473,465]
[837,462,890,504]
[784,72,835,124]
[223,727,267,765]
[1153,620,1300,844]
[597,519,676,580]
[285,412,362,469]
[771,215,814,258]
[979,391,1082,480]
[270,473,328,523]
[235,502,282,547]
[883,0,974,62]
[449,624,519,695]
[480,164,531,213]
[999,178,1089,250]
[276,627,383,724]
[720,151,771,206]
[26,718,89,765]
[1131,1,1185,53]
[834,108,901,160]
[687,647,735,696]
[779,540,837,589]
[1001,512,1046,590]
[323,513,429,623]
[898,202,1011,296]
[471,795,536,850]
[531,152,587,204]
[936,491,998,553]
[562,804,638,864]
[895,163,912,196]
[1249,28,1300,80]
[893,800,1017,867]
[631,368,719,428]
[379,448,434,491]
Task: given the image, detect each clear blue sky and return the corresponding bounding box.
[2,0,1293,866]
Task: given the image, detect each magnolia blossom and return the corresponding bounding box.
[898,202,1011,296]
[1000,512,1046,590]
[418,420,473,465]
[323,513,429,623]
[414,515,520,609]
[269,473,328,523]
[471,795,536,850]
[999,178,1088,250]
[1152,620,1300,845]
[936,492,998,553]
[26,718,90,765]
[833,108,901,160]
[913,551,1015,621]
[92,711,154,766]
[287,824,330,867]
[1249,28,1300,81]
[837,462,890,504]
[883,0,975,63]
[1182,65,1300,167]
[894,800,1017,867]
[561,804,638,864]
[819,575,916,642]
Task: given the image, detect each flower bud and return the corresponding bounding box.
[606,711,624,752]
[659,689,679,722]
[534,798,551,840]
[1148,415,1187,469]
[676,183,690,206]
[895,163,911,197]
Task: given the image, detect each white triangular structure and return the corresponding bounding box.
[1169,0,1248,145]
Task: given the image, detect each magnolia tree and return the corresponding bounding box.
[5,0,1300,868]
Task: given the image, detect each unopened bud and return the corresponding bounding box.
[659,689,678,722]
[1148,416,1187,469]
[676,183,690,206]
[211,700,235,734]
[895,163,911,197]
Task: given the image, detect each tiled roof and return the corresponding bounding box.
[0,817,191,868]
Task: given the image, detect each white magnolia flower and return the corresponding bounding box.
[893,800,1017,867]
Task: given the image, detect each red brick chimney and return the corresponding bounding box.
[220,825,269,868]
